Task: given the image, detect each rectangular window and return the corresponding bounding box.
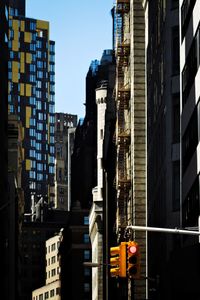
[172,162,180,211]
[29,97,36,105]
[83,234,90,243]
[182,176,200,227]
[172,26,180,75]
[50,290,54,297]
[84,283,90,292]
[182,107,198,174]
[84,250,90,260]
[84,216,89,225]
[172,94,180,143]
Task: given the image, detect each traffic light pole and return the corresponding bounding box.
[125,225,200,236]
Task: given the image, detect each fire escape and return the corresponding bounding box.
[115,0,131,230]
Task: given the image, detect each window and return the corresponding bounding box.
[37,122,43,130]
[36,81,42,88]
[30,64,36,72]
[172,94,180,143]
[37,40,42,49]
[49,104,54,113]
[44,292,49,299]
[49,166,54,174]
[30,74,36,82]
[30,43,36,51]
[29,149,36,158]
[50,290,55,297]
[171,0,179,10]
[51,243,56,251]
[84,216,89,225]
[37,173,43,181]
[39,295,43,300]
[84,268,91,276]
[84,250,90,260]
[37,71,43,79]
[182,176,200,227]
[50,43,55,52]
[37,163,43,171]
[51,268,56,276]
[51,256,56,264]
[37,60,43,68]
[83,234,90,243]
[172,162,180,211]
[30,22,36,31]
[171,26,180,75]
[84,283,90,292]
[182,26,199,105]
[30,118,36,126]
[181,0,196,40]
[182,107,198,174]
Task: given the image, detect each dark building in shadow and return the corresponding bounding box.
[20,208,69,300]
[59,203,91,300]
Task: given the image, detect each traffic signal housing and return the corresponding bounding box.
[110,242,127,278]
[127,241,140,279]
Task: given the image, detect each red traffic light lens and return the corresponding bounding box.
[129,245,137,254]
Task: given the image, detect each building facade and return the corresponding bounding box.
[143,0,181,298]
[8,2,55,212]
[180,0,200,235]
[54,113,77,211]
[32,234,61,300]
[113,1,147,298]
[60,205,92,300]
[20,211,68,300]
[89,82,107,300]
[0,1,9,297]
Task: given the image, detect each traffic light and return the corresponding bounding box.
[110,242,127,278]
[127,241,140,279]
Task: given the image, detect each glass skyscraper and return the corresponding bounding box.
[8,4,55,212]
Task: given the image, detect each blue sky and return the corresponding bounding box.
[26,0,114,119]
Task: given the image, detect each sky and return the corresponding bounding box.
[26,0,114,119]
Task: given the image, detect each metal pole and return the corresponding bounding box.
[199,216,200,243]
[105,171,109,300]
[125,225,200,236]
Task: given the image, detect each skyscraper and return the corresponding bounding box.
[180,0,200,234]
[8,2,55,212]
[54,113,77,211]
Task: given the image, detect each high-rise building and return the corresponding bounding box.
[143,0,181,298]
[1,1,9,298]
[113,1,147,298]
[143,0,200,298]
[54,113,77,211]
[8,2,55,212]
[180,0,200,234]
[89,49,116,300]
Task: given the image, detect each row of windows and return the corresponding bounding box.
[46,255,59,266]
[46,242,60,253]
[46,267,59,279]
[29,171,47,181]
[33,287,60,300]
